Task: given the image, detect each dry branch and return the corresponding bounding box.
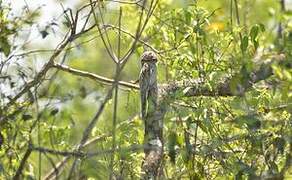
[53,63,139,90]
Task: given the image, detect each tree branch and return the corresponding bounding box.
[53,63,139,90]
[160,55,287,99]
[32,144,147,158]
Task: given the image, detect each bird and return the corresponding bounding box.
[139,51,158,120]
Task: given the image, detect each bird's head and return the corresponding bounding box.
[141,51,157,64]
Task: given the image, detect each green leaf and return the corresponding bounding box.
[284,10,292,16]
[250,24,263,49]
[259,23,265,32]
[250,25,259,42]
[184,10,192,25]
[240,36,249,53]
[253,40,259,49]
[0,37,11,57]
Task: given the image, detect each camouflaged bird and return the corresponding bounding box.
[139,51,158,120]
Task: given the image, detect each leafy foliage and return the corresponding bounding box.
[0,0,291,179]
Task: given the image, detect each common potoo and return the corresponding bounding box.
[139,51,158,120]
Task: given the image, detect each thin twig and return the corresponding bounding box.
[90,0,118,63]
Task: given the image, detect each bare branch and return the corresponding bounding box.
[53,63,139,90]
[105,24,159,53]
[32,144,146,158]
[90,0,118,63]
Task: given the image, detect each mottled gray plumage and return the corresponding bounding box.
[139,51,158,120]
